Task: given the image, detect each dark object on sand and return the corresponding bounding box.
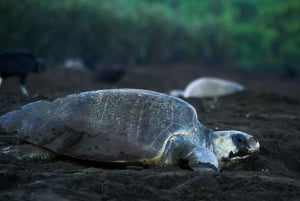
[281,58,298,79]
[94,68,125,84]
[0,89,259,172]
[0,48,46,96]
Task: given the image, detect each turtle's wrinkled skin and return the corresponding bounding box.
[0,89,260,171]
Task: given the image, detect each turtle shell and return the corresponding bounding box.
[0,89,204,162]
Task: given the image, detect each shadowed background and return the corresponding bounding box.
[0,0,299,72]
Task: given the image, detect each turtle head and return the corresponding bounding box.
[211,130,260,163]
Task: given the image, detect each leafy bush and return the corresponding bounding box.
[0,0,299,70]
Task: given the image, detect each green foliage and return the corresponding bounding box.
[226,0,300,69]
[0,0,299,70]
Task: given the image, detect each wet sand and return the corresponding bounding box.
[0,65,299,201]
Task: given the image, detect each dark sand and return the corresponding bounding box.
[0,65,299,201]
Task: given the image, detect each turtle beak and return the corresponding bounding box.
[227,135,260,161]
[231,136,260,159]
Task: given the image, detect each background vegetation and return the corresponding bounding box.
[0,0,299,70]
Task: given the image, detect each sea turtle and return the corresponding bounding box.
[0,89,259,171]
[169,77,245,98]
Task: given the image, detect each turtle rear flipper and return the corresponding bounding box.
[1,144,57,161]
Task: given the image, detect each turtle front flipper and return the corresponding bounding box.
[1,144,57,161]
[161,135,219,172]
[184,147,220,172]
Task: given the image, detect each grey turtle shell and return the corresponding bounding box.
[0,89,207,163]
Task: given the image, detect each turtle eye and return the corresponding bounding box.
[232,133,248,149]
